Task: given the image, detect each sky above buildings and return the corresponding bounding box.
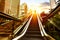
[20,0,50,7]
[20,0,50,13]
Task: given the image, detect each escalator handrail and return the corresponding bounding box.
[37,14,48,36]
[13,15,33,40]
[13,19,28,35]
[37,14,55,40]
[13,13,32,35]
[42,4,60,23]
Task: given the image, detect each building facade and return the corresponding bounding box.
[0,0,20,18]
[20,3,27,15]
[0,0,5,12]
[10,0,20,18]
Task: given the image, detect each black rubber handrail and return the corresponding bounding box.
[14,14,32,36]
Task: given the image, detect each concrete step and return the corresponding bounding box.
[27,27,40,31]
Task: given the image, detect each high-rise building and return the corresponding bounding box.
[10,0,20,17]
[0,0,20,18]
[20,3,27,15]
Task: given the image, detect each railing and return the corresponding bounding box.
[12,14,33,40]
[13,19,28,35]
[37,14,55,40]
[38,2,60,40]
[37,14,48,36]
[0,12,31,38]
[38,3,60,40]
[13,13,32,35]
[42,4,60,24]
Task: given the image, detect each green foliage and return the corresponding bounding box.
[45,12,60,40]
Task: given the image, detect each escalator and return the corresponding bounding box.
[18,13,45,40]
[42,3,60,40]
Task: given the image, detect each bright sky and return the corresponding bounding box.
[20,0,49,6]
[20,0,50,13]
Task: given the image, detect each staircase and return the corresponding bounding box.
[19,13,45,40]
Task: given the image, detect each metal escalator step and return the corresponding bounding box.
[26,31,40,34]
[24,30,42,38]
[19,36,44,40]
[28,28,39,31]
[25,34,41,38]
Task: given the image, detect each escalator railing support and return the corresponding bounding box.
[12,14,33,40]
[37,14,55,40]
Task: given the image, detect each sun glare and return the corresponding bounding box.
[28,4,43,14]
[28,4,50,14]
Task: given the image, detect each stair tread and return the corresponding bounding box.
[26,31,40,34]
[20,36,44,40]
[27,31,40,32]
[19,14,44,40]
[25,34,41,36]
